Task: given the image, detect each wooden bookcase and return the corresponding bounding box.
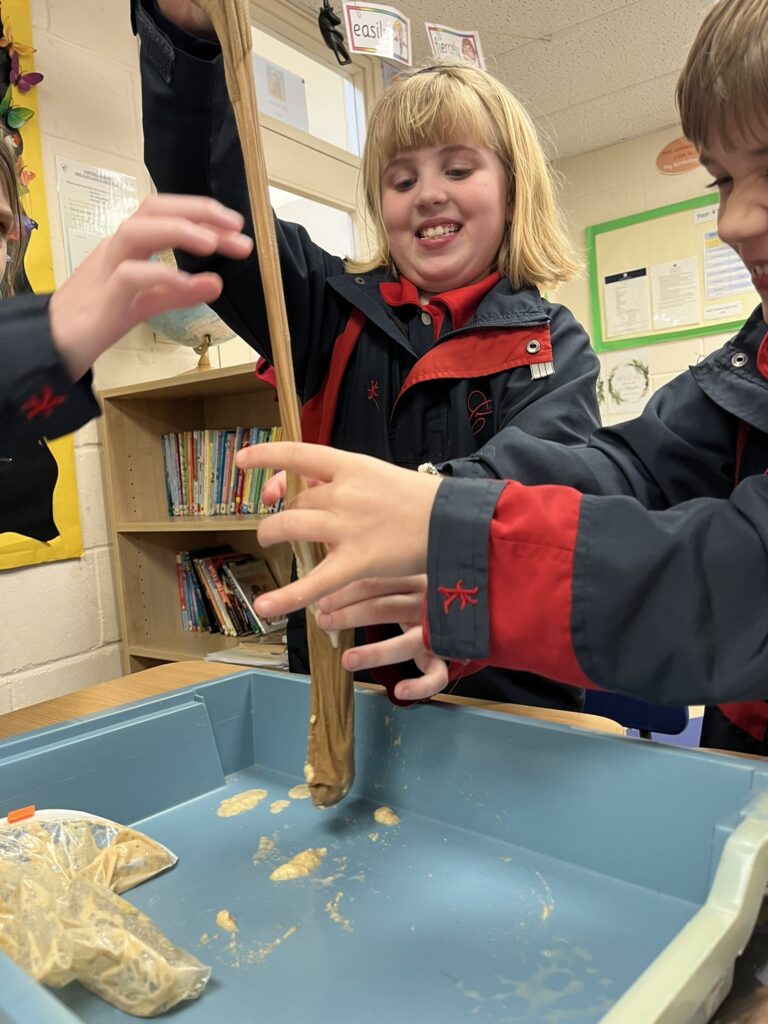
[100,363,291,673]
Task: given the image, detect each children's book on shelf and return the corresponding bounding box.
[224,557,288,635]
[176,547,287,637]
[160,426,284,518]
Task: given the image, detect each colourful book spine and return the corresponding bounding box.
[176,551,190,631]
[229,427,245,513]
[177,431,187,516]
[218,430,233,514]
[161,434,175,516]
[173,434,183,517]
[193,428,202,516]
[202,429,211,516]
[205,558,236,636]
[240,433,253,514]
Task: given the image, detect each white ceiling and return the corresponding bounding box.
[289,0,715,159]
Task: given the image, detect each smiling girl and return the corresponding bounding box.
[136,2,601,711]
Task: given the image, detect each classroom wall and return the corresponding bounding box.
[554,126,730,426]
[0,0,210,713]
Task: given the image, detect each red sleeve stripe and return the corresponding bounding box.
[486,482,595,689]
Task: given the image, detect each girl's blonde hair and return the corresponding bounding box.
[348,62,581,290]
[0,136,24,298]
[676,0,768,149]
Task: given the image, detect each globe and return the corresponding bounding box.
[146,249,235,366]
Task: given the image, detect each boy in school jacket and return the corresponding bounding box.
[235,0,768,756]
[131,0,602,711]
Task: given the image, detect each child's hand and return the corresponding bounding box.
[261,470,287,508]
[315,577,448,701]
[317,573,450,700]
[234,442,442,617]
[347,624,450,702]
[156,0,216,39]
[49,194,253,380]
[316,576,427,632]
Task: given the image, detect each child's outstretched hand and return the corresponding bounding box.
[317,576,427,633]
[235,441,442,618]
[316,577,451,701]
[48,195,252,380]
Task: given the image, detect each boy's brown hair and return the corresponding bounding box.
[348,61,581,291]
[676,0,768,148]
[0,137,24,297]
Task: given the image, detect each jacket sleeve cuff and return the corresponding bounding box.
[0,293,101,451]
[436,454,493,479]
[426,477,506,660]
[426,478,595,691]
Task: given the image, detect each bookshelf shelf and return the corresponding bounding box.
[100,363,289,673]
[115,516,268,533]
[126,633,241,664]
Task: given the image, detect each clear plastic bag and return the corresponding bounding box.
[0,810,210,1017]
[0,809,178,895]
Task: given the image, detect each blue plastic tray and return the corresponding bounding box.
[2,670,768,1024]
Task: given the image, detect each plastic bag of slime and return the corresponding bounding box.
[0,808,178,895]
[0,809,210,1017]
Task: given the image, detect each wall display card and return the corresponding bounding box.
[343,2,411,65]
[587,195,756,353]
[56,157,139,275]
[704,301,742,322]
[651,257,700,329]
[693,204,718,225]
[425,23,485,68]
[703,230,753,299]
[252,55,309,134]
[605,349,651,416]
[603,268,652,339]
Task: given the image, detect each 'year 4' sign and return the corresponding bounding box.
[343,3,412,66]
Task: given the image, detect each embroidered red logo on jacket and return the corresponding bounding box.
[467,389,493,434]
[437,579,479,613]
[21,386,66,420]
[367,379,380,409]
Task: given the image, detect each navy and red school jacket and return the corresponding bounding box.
[431,307,768,753]
[133,0,601,710]
[1,292,98,450]
[0,292,100,541]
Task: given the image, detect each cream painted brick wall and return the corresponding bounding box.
[6,644,124,710]
[0,0,249,715]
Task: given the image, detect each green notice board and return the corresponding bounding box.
[586,193,756,353]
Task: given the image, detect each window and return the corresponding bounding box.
[252,25,366,156]
[269,186,359,260]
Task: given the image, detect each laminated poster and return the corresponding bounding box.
[425,23,485,68]
[343,2,411,65]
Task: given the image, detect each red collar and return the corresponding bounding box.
[379,271,501,330]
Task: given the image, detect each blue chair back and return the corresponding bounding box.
[583,690,689,736]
